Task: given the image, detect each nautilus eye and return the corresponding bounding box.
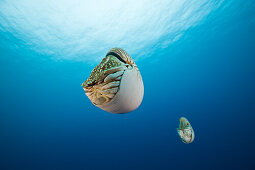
[177,117,195,144]
[82,48,144,114]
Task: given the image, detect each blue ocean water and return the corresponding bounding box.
[0,0,255,169]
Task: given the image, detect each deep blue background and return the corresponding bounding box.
[1,1,255,170]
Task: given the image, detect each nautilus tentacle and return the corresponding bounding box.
[82,48,144,114]
[177,117,195,144]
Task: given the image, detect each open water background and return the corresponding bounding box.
[0,0,255,169]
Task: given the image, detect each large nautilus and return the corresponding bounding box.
[177,117,195,144]
[82,48,144,114]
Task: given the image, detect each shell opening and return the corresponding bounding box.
[82,47,143,113]
[106,51,126,64]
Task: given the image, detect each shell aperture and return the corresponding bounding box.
[82,48,144,114]
[177,117,195,144]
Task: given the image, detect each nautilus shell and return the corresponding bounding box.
[82,48,144,114]
[177,117,195,144]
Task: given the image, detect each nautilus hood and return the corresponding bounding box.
[82,48,144,114]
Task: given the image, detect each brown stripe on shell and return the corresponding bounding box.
[106,48,137,67]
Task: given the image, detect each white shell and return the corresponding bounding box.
[98,67,144,113]
[82,48,144,114]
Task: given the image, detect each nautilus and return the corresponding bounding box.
[177,117,195,144]
[82,48,144,114]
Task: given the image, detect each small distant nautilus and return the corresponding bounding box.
[177,117,195,144]
[82,48,144,114]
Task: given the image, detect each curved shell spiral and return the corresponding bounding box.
[82,48,144,113]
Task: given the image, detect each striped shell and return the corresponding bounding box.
[82,48,144,113]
